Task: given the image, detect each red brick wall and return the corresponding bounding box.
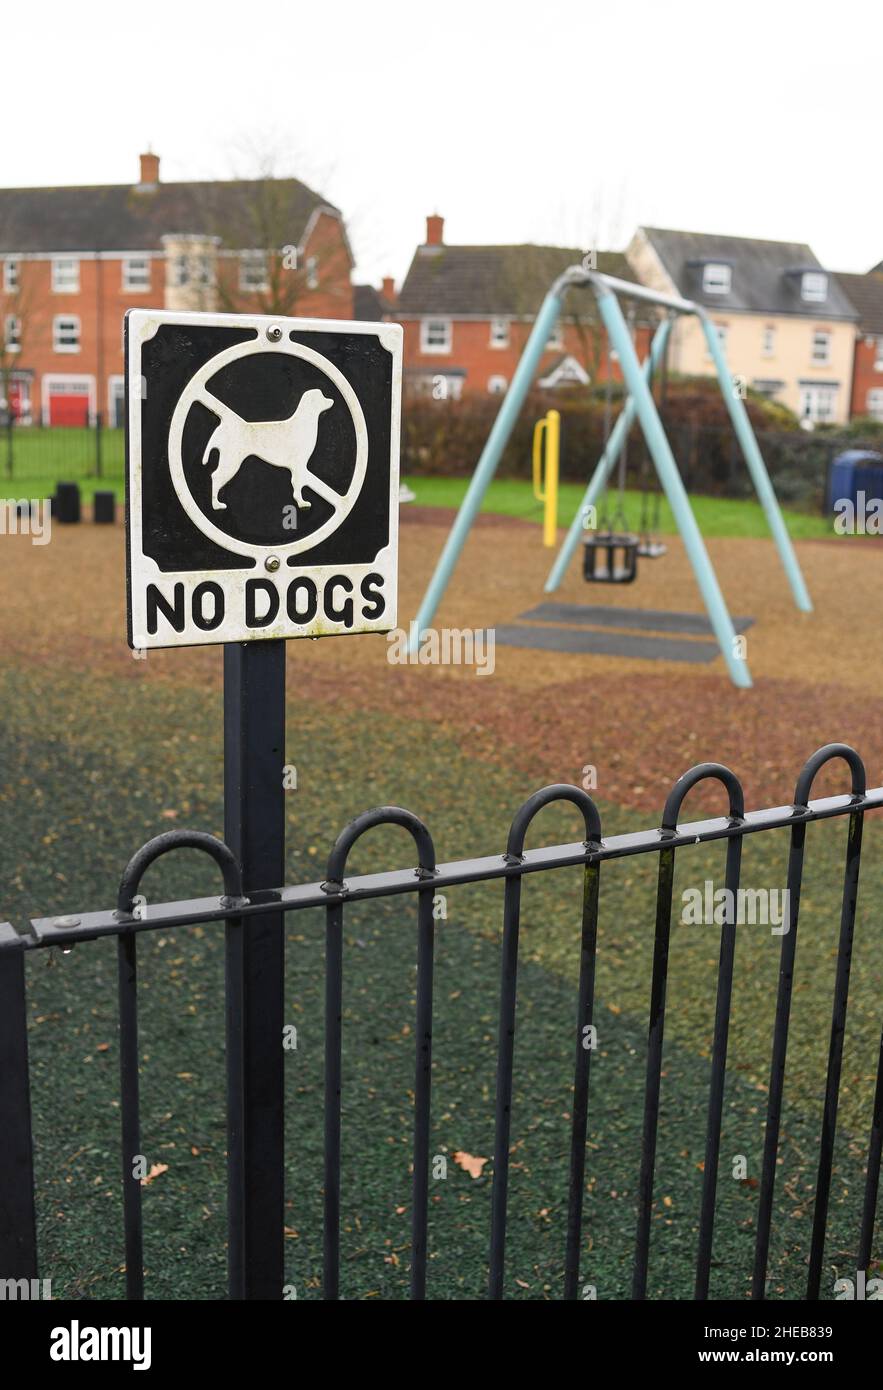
[3,255,156,421]
[4,210,353,423]
[849,332,883,418]
[398,316,652,395]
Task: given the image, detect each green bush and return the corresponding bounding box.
[400,380,876,513]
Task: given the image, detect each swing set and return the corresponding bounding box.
[579,316,668,584]
[409,264,813,689]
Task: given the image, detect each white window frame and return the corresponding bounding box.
[107,375,126,427]
[3,258,19,293]
[801,272,828,303]
[489,317,510,348]
[52,257,80,294]
[874,336,883,371]
[195,253,215,287]
[420,317,452,354]
[762,325,776,357]
[239,250,269,293]
[866,389,883,421]
[799,384,837,423]
[487,375,508,395]
[546,323,564,351]
[122,256,151,293]
[53,314,81,353]
[702,263,732,295]
[171,254,190,288]
[4,314,21,353]
[811,329,832,365]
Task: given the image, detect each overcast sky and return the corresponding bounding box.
[8,0,881,287]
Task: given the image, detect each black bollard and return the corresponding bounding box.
[93,490,116,524]
[55,482,81,524]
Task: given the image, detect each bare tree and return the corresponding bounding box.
[192,149,353,319]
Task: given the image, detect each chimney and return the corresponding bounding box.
[381,275,397,305]
[138,151,160,188]
[425,214,444,247]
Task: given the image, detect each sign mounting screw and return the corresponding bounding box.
[265,555,281,572]
[267,324,283,342]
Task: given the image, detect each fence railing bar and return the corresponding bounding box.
[16,789,883,952]
[323,900,343,1301]
[488,872,522,1300]
[632,844,676,1299]
[0,924,38,1282]
[320,806,437,1302]
[117,930,144,1300]
[563,860,601,1300]
[806,808,864,1299]
[694,832,743,1299]
[857,1022,883,1274]
[410,885,436,1300]
[752,820,807,1298]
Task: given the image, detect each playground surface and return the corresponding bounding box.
[3,506,879,813]
[0,512,880,1299]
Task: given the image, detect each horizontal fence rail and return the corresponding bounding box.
[0,743,881,1301]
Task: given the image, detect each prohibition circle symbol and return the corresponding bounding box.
[168,336,368,559]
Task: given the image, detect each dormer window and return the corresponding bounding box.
[801,272,827,303]
[702,263,731,295]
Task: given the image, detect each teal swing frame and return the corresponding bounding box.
[408,265,812,689]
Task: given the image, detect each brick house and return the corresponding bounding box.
[833,271,883,421]
[0,152,354,426]
[626,227,858,424]
[393,215,652,399]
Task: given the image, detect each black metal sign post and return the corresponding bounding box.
[224,639,286,1300]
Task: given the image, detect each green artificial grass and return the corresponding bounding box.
[0,426,837,538]
[403,476,835,540]
[1,665,879,1300]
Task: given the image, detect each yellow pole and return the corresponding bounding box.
[543,409,560,547]
[532,417,547,503]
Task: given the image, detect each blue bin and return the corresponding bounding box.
[828,449,883,515]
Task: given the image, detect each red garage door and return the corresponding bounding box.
[47,382,90,427]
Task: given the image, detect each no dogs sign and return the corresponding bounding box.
[125,309,402,649]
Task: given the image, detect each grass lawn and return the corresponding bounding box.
[403,476,835,539]
[2,433,836,540]
[2,661,879,1300]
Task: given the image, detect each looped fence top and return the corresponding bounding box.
[660,763,745,836]
[323,806,436,893]
[793,743,866,812]
[117,830,244,917]
[506,783,602,862]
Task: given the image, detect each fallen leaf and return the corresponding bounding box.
[96,1043,110,1053]
[453,1151,488,1179]
[141,1163,169,1187]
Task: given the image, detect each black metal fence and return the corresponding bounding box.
[0,742,881,1300]
[2,413,124,491]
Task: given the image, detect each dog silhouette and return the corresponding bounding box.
[202,388,334,510]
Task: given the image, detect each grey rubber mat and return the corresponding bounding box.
[496,624,722,663]
[518,602,754,635]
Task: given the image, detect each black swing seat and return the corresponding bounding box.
[582,531,639,584]
[637,538,668,559]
